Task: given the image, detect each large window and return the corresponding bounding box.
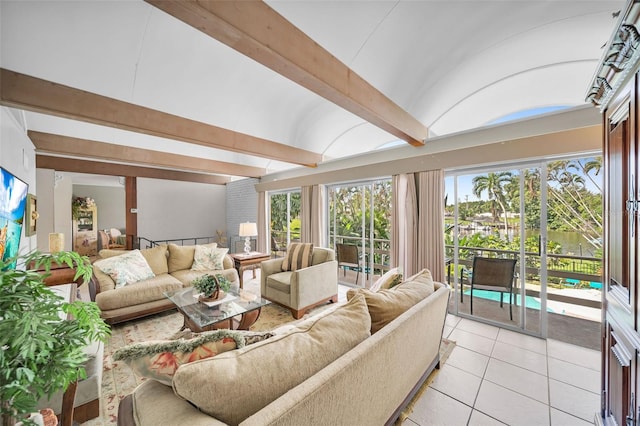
[445,156,603,337]
[269,191,301,248]
[328,179,392,287]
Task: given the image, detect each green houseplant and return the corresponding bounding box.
[0,250,110,426]
[192,274,231,301]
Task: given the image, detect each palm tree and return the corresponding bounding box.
[472,172,512,239]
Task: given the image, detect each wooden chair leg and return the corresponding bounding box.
[59,380,77,426]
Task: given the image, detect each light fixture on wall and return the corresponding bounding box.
[238,222,257,255]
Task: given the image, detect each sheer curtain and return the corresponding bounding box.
[416,170,445,282]
[301,185,326,247]
[392,170,444,281]
[392,174,418,277]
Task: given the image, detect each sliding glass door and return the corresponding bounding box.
[446,166,543,334]
[445,156,602,337]
[328,180,391,287]
[269,191,301,250]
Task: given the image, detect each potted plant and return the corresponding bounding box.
[192,274,231,302]
[0,250,110,426]
[71,197,95,220]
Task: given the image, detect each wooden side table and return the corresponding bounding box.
[230,252,270,288]
[29,260,84,287]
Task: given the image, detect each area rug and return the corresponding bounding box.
[395,338,456,425]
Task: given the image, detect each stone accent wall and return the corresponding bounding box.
[226,178,259,252]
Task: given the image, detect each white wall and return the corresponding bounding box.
[53,174,73,251]
[0,107,37,255]
[226,178,258,251]
[73,184,125,232]
[137,178,226,241]
[35,168,54,251]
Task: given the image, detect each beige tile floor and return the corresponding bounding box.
[404,315,601,426]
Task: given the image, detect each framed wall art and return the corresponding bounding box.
[24,193,38,237]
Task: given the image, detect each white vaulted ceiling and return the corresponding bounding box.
[0,0,624,180]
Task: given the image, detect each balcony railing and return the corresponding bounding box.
[136,236,219,249]
[330,235,391,276]
[446,244,603,314]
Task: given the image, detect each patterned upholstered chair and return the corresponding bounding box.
[260,245,338,319]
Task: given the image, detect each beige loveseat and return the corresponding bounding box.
[91,244,240,324]
[117,278,450,425]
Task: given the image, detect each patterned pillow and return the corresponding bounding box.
[113,329,274,386]
[370,267,403,292]
[94,249,155,288]
[191,246,229,271]
[282,243,314,271]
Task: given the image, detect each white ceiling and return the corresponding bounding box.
[0,0,624,179]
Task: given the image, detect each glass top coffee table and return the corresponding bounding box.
[164,287,270,332]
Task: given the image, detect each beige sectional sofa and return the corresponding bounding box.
[91,244,240,324]
[117,278,450,426]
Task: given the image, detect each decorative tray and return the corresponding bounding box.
[193,293,238,307]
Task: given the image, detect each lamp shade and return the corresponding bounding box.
[238,222,258,237]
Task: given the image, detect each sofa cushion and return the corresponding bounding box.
[310,247,332,265]
[191,246,229,271]
[92,264,116,292]
[172,293,371,425]
[94,249,155,288]
[167,243,217,273]
[347,276,434,333]
[171,268,238,288]
[282,242,313,271]
[405,268,434,284]
[370,267,403,292]
[140,245,169,275]
[265,271,293,294]
[95,274,183,311]
[112,330,273,386]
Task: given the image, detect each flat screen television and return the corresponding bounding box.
[0,167,28,269]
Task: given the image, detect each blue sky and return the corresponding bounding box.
[446,159,602,205]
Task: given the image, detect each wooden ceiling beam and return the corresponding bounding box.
[29,131,265,178]
[145,0,427,147]
[36,155,230,185]
[1,68,321,167]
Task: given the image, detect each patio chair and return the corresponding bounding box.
[98,230,111,251]
[271,235,286,258]
[469,256,518,320]
[336,243,366,284]
[108,228,126,249]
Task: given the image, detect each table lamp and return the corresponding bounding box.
[238,222,257,255]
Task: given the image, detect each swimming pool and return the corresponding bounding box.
[464,289,554,312]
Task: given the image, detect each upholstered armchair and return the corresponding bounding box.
[260,246,338,319]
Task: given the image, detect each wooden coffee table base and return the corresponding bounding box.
[179,307,262,332]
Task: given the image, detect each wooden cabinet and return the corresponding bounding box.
[598,76,640,426]
[589,5,640,425]
[73,207,98,256]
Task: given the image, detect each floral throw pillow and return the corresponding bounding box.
[369,267,403,292]
[191,246,229,271]
[113,329,274,385]
[94,249,155,288]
